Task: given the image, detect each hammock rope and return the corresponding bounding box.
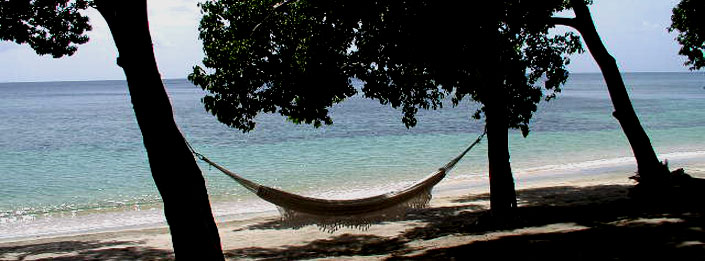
[186,130,486,231]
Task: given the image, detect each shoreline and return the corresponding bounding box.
[2,151,704,244]
[1,160,703,259]
[0,174,628,245]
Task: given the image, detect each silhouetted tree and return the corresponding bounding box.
[551,0,672,185]
[1,1,224,259]
[0,0,90,57]
[669,0,705,70]
[190,0,581,215]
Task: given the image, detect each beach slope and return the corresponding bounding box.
[1,169,704,260]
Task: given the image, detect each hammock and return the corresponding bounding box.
[189,131,485,232]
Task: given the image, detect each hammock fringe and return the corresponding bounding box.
[277,187,433,232]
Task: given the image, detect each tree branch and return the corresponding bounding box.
[548,17,581,31]
[252,0,301,35]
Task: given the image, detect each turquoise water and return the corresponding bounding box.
[1,72,704,238]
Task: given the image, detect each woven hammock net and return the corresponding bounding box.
[194,132,484,232]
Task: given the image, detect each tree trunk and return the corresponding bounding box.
[475,21,518,215]
[568,0,669,183]
[485,88,518,215]
[94,1,224,259]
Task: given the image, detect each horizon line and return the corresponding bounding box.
[1,71,702,84]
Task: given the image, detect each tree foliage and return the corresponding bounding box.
[0,0,91,58]
[190,0,582,135]
[190,0,360,131]
[669,0,705,70]
[349,1,583,134]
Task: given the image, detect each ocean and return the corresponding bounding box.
[1,72,704,240]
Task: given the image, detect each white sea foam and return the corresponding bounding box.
[514,150,705,175]
[0,207,165,241]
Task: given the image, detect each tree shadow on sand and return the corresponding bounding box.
[0,240,174,261]
[394,216,705,260]
[224,234,413,260]
[393,183,705,260]
[226,183,705,260]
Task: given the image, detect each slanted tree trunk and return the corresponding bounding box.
[555,0,670,184]
[93,1,224,259]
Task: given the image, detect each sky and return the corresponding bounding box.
[0,0,692,82]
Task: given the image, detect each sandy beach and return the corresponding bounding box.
[1,162,704,260]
